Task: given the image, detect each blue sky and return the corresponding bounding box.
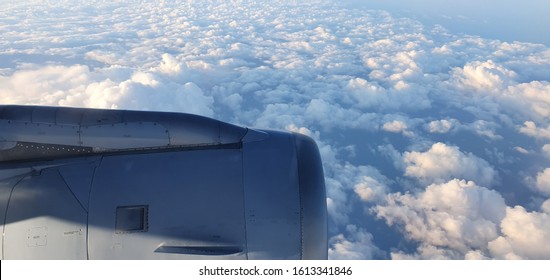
[344,0,550,45]
[1,0,549,259]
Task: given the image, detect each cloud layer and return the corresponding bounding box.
[403,142,497,186]
[376,179,503,259]
[1,0,549,259]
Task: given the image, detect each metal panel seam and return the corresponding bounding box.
[294,136,305,260]
[1,175,27,260]
[86,155,103,260]
[57,170,88,213]
[240,144,249,260]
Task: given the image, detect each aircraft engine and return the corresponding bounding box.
[0,105,327,260]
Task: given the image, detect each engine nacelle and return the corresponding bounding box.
[0,105,327,259]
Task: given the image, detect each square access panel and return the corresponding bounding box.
[115,205,148,233]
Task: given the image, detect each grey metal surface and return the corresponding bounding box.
[0,105,248,162]
[88,149,246,260]
[3,168,87,259]
[0,105,328,260]
[58,159,100,212]
[242,130,302,259]
[80,122,169,149]
[0,120,80,147]
[294,133,328,259]
[0,168,31,259]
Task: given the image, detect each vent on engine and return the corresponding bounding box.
[115,205,149,233]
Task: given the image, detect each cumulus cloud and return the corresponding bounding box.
[354,175,389,203]
[0,65,91,105]
[535,168,550,196]
[426,119,458,134]
[425,119,503,140]
[466,120,502,140]
[375,179,506,259]
[325,162,390,226]
[157,53,184,75]
[328,225,383,259]
[391,244,486,260]
[447,58,550,122]
[376,178,550,259]
[507,81,550,119]
[403,142,497,186]
[345,77,431,112]
[382,120,414,137]
[451,60,516,92]
[519,121,550,140]
[382,121,405,134]
[0,57,214,116]
[489,206,550,259]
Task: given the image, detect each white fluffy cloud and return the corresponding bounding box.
[376,179,550,259]
[354,175,389,203]
[345,77,431,112]
[328,225,383,259]
[0,65,91,105]
[449,60,550,122]
[426,119,457,134]
[489,206,550,259]
[535,168,550,196]
[0,60,214,116]
[325,162,390,226]
[375,179,506,259]
[507,81,550,119]
[519,121,550,140]
[403,142,497,186]
[451,60,516,92]
[382,120,414,137]
[466,120,503,140]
